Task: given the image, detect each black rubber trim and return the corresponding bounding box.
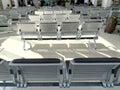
[12,58,61,64]
[73,58,120,63]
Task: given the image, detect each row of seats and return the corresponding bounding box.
[111,5,120,10]
[17,21,100,50]
[33,10,107,23]
[0,7,35,21]
[73,6,110,18]
[17,21,100,38]
[28,14,80,22]
[0,15,12,31]
[0,58,120,88]
[35,10,72,15]
[14,7,36,17]
[9,8,34,21]
[36,6,72,15]
[35,6,109,23]
[72,6,112,25]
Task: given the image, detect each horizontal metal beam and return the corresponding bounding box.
[23,37,98,40]
[0,82,120,87]
[71,82,120,87]
[71,82,102,86]
[0,82,59,87]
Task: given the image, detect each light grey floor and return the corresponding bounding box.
[0,21,120,90]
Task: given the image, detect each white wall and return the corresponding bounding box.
[102,0,112,8]
[91,0,98,7]
[74,0,77,3]
[2,0,11,9]
[25,0,28,6]
[14,0,18,7]
[84,0,88,3]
